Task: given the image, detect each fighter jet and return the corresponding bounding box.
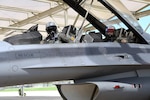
[1,0,150,100]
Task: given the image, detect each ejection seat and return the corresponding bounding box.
[58,25,76,43]
[81,31,103,43]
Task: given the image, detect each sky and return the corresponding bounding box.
[138,6,150,34]
[138,15,150,34]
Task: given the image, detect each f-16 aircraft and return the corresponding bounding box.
[1,0,150,100]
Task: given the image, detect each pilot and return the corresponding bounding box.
[103,26,116,42]
[43,22,58,43]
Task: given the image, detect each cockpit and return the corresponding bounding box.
[3,24,142,45]
[2,0,150,45]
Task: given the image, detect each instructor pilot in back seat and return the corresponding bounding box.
[103,26,116,42]
[103,26,128,43]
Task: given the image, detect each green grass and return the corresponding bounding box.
[0,86,57,92]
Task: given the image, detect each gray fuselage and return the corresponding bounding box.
[0,41,150,87]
